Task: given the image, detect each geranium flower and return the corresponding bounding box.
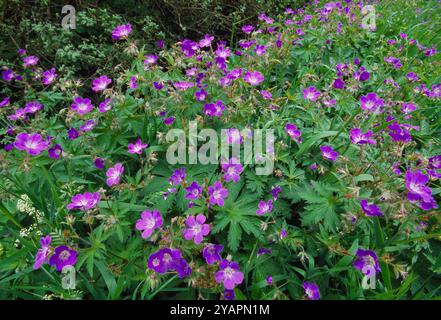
[98,99,112,113]
[143,55,158,65]
[185,181,202,200]
[303,86,321,101]
[226,128,243,145]
[353,249,381,275]
[8,108,26,121]
[136,209,163,239]
[254,44,266,56]
[243,71,264,86]
[349,128,376,145]
[195,88,207,101]
[224,289,235,300]
[173,81,194,91]
[0,96,10,108]
[360,199,384,217]
[204,100,225,117]
[92,75,112,92]
[67,128,79,140]
[303,282,320,300]
[359,93,384,113]
[401,103,417,114]
[94,157,105,169]
[208,181,228,206]
[71,96,93,116]
[203,244,223,265]
[199,34,214,47]
[221,157,243,183]
[42,68,57,85]
[388,122,412,143]
[242,25,254,33]
[33,235,52,270]
[320,145,338,161]
[215,260,244,290]
[405,169,438,210]
[79,119,97,132]
[333,78,345,89]
[256,199,273,215]
[48,144,63,159]
[14,132,50,156]
[148,248,191,278]
[181,39,199,57]
[49,246,77,272]
[2,69,15,81]
[24,101,43,114]
[128,138,148,154]
[23,55,39,67]
[285,123,302,142]
[112,24,132,40]
[106,163,124,187]
[67,191,101,211]
[183,214,210,244]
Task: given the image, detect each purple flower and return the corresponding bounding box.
[406,72,419,82]
[257,247,272,256]
[173,81,194,91]
[144,55,158,65]
[49,246,77,272]
[148,248,191,278]
[106,163,124,187]
[428,155,441,170]
[136,209,163,239]
[401,102,417,114]
[42,68,57,85]
[320,145,338,162]
[183,214,210,244]
[208,181,228,206]
[333,78,345,89]
[156,39,165,49]
[33,235,52,270]
[303,86,321,101]
[185,181,202,200]
[256,199,273,215]
[94,157,105,169]
[71,96,93,116]
[79,119,97,132]
[67,191,101,211]
[260,90,273,100]
[169,167,186,186]
[195,88,207,101]
[204,100,225,117]
[129,76,138,89]
[67,128,79,140]
[353,249,381,275]
[285,123,302,143]
[226,128,242,145]
[224,289,235,300]
[0,96,10,108]
[221,157,243,183]
[128,138,148,154]
[388,122,412,143]
[215,260,244,290]
[266,275,273,285]
[303,282,320,300]
[8,108,26,121]
[254,45,266,56]
[349,128,376,145]
[112,24,132,40]
[272,186,281,200]
[384,56,402,69]
[405,169,438,210]
[243,71,264,86]
[360,199,384,217]
[23,56,39,67]
[360,93,383,113]
[2,69,15,81]
[153,82,164,90]
[48,144,63,159]
[14,133,50,156]
[164,117,175,126]
[202,244,223,265]
[181,39,199,57]
[199,34,214,47]
[242,25,254,33]
[24,101,43,114]
[92,75,112,92]
[98,99,112,113]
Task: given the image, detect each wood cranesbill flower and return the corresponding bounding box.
[208,181,228,206]
[353,249,381,275]
[0,96,10,108]
[48,245,77,272]
[215,260,244,290]
[148,248,191,278]
[349,128,376,145]
[359,93,384,113]
[183,214,210,244]
[405,169,438,210]
[224,289,235,300]
[33,235,52,270]
[42,68,57,85]
[23,55,39,67]
[243,70,264,86]
[98,98,112,113]
[360,199,384,217]
[221,157,243,183]
[67,191,101,211]
[303,86,321,101]
[71,96,93,116]
[320,145,338,162]
[285,123,302,143]
[91,75,112,92]
[24,101,43,114]
[303,282,320,300]
[256,199,273,215]
[169,167,186,186]
[185,181,202,200]
[128,138,148,155]
[203,244,223,265]
[204,100,225,117]
[199,34,214,48]
[136,209,163,239]
[106,163,124,187]
[67,128,79,140]
[79,119,97,132]
[48,144,63,159]
[14,132,50,156]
